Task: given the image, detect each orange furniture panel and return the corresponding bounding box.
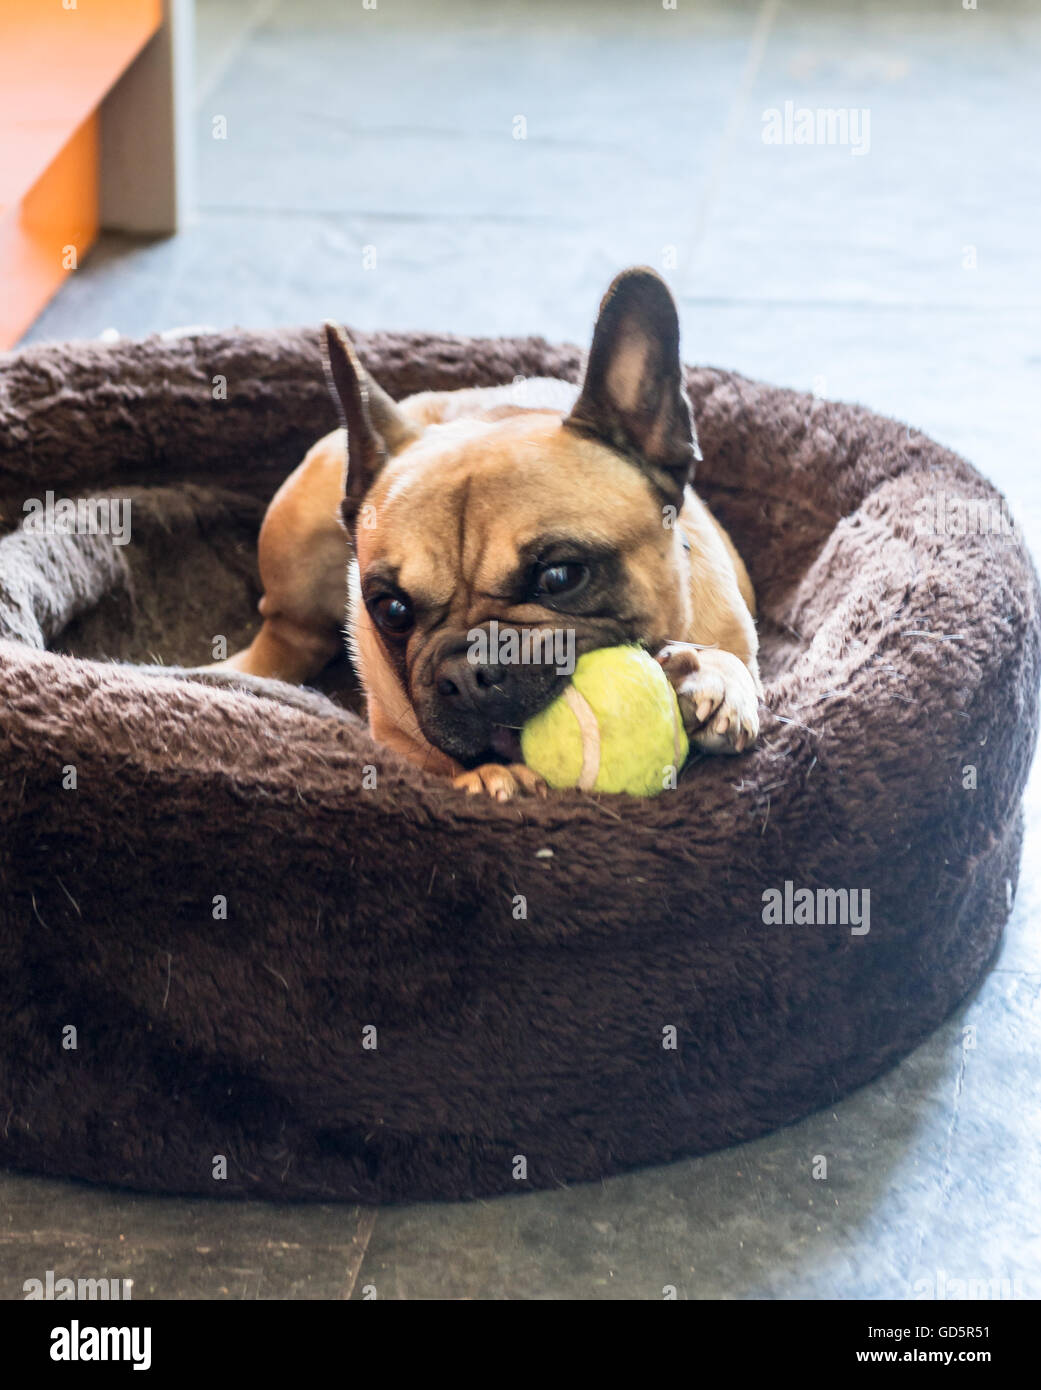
[0,0,163,347]
[0,114,99,348]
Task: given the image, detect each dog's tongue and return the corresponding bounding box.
[489,725,524,763]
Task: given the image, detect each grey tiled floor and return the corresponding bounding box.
[5,0,1040,1300]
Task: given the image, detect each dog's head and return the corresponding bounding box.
[324,268,701,768]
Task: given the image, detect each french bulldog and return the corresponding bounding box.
[217,268,761,798]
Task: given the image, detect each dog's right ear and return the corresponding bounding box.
[321,322,419,523]
[564,268,700,507]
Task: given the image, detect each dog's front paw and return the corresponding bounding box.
[452,763,548,801]
[656,643,759,755]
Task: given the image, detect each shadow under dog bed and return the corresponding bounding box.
[0,326,1036,1203]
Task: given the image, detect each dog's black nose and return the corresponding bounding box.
[435,653,509,712]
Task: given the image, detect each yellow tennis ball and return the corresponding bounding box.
[520,645,689,796]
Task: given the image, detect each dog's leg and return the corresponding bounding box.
[213,432,349,683]
[215,611,342,685]
[653,489,762,756]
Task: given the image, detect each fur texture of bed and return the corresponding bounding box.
[0,326,1035,1202]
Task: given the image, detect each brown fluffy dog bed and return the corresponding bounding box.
[0,327,1036,1203]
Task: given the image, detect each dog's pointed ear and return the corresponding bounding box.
[563,268,700,505]
[321,322,419,522]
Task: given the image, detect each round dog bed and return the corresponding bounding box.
[0,326,1036,1203]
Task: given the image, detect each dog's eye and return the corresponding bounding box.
[371,594,414,635]
[534,562,589,599]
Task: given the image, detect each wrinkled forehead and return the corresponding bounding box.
[355,415,659,596]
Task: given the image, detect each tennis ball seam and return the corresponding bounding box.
[562,684,601,791]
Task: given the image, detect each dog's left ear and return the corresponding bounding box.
[564,267,700,506]
[322,322,419,523]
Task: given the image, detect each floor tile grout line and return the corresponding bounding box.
[679,0,780,287]
[339,1206,378,1300]
[194,0,284,111]
[75,236,1038,319]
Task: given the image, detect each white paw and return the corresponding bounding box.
[656,643,760,755]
